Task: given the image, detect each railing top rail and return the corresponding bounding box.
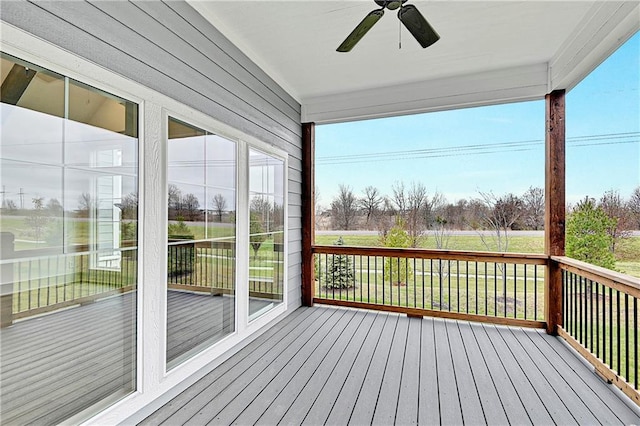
[552,255,640,299]
[312,244,549,265]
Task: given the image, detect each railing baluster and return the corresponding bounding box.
[617,290,621,375]
[625,293,629,382]
[484,262,488,316]
[609,286,613,371]
[465,261,469,314]
[421,258,425,309]
[634,297,638,389]
[596,281,600,359]
[456,260,460,313]
[430,259,434,310]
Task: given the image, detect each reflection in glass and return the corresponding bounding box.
[249,149,285,320]
[166,117,236,369]
[0,54,137,424]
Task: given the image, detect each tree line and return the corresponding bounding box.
[322,182,640,248]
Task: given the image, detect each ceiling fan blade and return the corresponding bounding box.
[398,4,440,48]
[337,9,384,52]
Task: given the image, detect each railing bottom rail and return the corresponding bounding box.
[314,297,546,329]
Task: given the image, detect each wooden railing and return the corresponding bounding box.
[167,240,284,300]
[0,235,284,327]
[0,234,138,325]
[312,245,547,328]
[555,256,640,405]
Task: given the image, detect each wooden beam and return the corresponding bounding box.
[313,244,548,265]
[545,89,566,335]
[301,122,315,306]
[1,64,36,105]
[314,298,546,329]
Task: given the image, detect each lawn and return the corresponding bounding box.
[316,232,640,279]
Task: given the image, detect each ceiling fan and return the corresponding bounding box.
[337,0,440,52]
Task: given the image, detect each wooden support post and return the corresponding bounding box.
[301,122,315,306]
[1,232,15,328]
[545,90,566,335]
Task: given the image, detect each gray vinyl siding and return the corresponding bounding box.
[1,0,303,308]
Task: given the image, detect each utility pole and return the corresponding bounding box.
[18,188,25,210]
[0,185,5,208]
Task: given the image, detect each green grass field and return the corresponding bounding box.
[316,232,640,278]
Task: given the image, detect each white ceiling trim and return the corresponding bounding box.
[550,1,640,92]
[302,63,549,123]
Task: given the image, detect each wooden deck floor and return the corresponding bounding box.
[142,305,640,426]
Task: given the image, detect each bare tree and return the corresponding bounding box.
[24,197,50,242]
[477,191,523,311]
[391,181,407,216]
[212,193,227,222]
[627,186,640,229]
[522,186,544,230]
[477,191,523,252]
[46,198,63,217]
[182,193,200,221]
[314,186,324,229]
[375,197,395,239]
[405,182,429,247]
[251,196,273,231]
[168,184,182,219]
[330,184,358,230]
[359,186,383,228]
[119,192,138,220]
[599,189,632,253]
[76,192,95,217]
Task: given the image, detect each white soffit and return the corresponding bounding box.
[189,1,640,123]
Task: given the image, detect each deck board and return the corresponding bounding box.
[434,316,464,425]
[254,310,374,425]
[316,313,388,426]
[456,321,509,425]
[349,314,398,425]
[2,299,639,426]
[417,317,440,426]
[229,309,363,425]
[481,324,555,424]
[144,305,639,426]
[527,327,639,424]
[394,317,421,426]
[446,319,485,424]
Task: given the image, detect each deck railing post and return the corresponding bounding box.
[1,232,15,328]
[545,89,566,335]
[301,122,315,306]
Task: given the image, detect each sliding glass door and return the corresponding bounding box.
[166,117,236,369]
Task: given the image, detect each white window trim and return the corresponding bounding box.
[1,22,291,426]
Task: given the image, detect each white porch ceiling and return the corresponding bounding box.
[189,1,640,123]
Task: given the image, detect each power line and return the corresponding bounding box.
[316,132,639,166]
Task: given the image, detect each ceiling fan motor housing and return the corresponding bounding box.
[374,0,408,10]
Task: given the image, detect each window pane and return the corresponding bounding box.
[249,149,285,320]
[166,117,236,370]
[0,55,138,424]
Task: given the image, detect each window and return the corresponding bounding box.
[166,117,236,369]
[0,53,138,423]
[249,148,285,320]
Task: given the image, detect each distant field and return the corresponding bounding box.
[315,231,640,279]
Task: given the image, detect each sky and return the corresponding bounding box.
[315,32,640,209]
